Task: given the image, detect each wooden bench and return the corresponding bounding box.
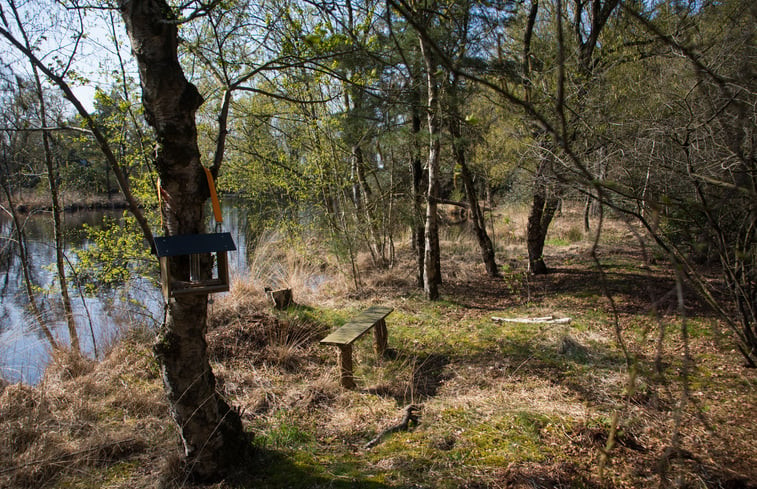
[320,305,393,389]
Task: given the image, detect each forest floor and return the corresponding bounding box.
[1,208,755,489]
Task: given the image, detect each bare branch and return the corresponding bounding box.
[0,22,155,248]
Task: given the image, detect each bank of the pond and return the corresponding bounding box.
[8,192,131,214]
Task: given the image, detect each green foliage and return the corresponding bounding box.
[72,213,156,294]
[545,236,570,246]
[58,160,103,194]
[256,411,315,450]
[63,85,155,202]
[468,95,533,202]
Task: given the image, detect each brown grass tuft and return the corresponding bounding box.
[245,231,343,306]
[207,309,327,371]
[0,335,171,489]
[43,349,96,383]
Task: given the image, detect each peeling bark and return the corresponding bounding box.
[119,0,248,480]
[420,36,441,299]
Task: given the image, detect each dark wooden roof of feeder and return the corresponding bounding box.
[154,232,236,257]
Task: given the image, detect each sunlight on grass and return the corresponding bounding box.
[2,208,755,489]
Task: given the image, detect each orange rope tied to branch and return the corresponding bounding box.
[203,167,223,227]
[156,177,163,229]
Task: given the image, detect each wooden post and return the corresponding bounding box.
[373,318,388,358]
[217,251,229,285]
[159,256,171,301]
[338,344,356,389]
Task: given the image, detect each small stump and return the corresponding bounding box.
[266,288,293,310]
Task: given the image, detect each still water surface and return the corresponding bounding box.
[0,201,251,384]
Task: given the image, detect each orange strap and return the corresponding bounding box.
[203,167,223,224]
[156,177,163,229]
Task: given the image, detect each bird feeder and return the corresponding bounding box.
[154,232,236,300]
[153,168,235,300]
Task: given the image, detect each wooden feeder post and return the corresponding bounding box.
[154,232,236,300]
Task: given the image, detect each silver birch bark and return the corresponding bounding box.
[119,0,248,480]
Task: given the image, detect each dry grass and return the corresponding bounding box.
[245,231,346,307]
[1,205,755,488]
[0,330,171,489]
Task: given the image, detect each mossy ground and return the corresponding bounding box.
[1,208,755,488]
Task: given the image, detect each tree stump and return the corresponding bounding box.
[266,288,293,309]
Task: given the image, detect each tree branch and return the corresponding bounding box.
[0,23,155,249]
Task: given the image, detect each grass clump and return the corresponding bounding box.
[0,335,170,489]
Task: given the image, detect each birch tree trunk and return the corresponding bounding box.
[8,1,80,352]
[37,81,79,352]
[420,36,441,300]
[119,0,248,480]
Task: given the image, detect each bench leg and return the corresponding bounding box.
[373,318,388,358]
[337,344,356,389]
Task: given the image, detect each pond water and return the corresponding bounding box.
[0,200,252,384]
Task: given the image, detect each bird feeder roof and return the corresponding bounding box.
[154,232,236,257]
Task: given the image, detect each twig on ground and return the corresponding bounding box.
[365,404,420,449]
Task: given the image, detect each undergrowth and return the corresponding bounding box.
[1,207,754,489]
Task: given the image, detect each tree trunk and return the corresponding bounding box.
[527,156,561,274]
[353,143,386,267]
[446,78,499,277]
[523,0,539,104]
[3,0,79,352]
[459,159,499,277]
[29,53,79,352]
[583,193,592,232]
[410,86,425,288]
[345,79,387,268]
[0,169,57,348]
[420,36,441,299]
[119,0,248,481]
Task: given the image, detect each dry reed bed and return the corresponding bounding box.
[0,337,171,489]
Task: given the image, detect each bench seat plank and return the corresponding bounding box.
[320,306,393,346]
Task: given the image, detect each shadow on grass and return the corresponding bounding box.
[222,446,391,489]
[364,352,451,405]
[388,317,642,408]
[410,353,451,398]
[441,257,717,318]
[530,266,716,317]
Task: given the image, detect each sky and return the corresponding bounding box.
[71,85,97,113]
[0,2,135,115]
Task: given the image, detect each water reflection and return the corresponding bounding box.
[0,199,251,384]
